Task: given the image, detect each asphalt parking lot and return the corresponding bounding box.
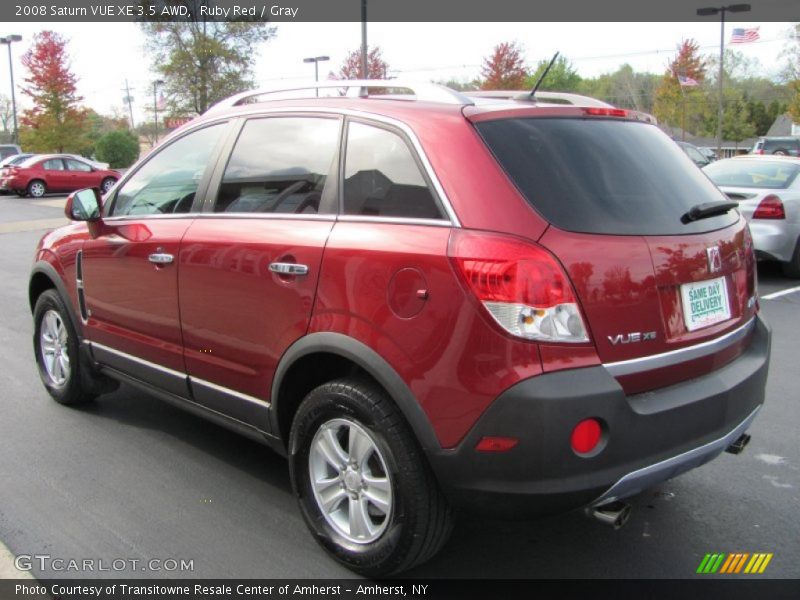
[0,193,798,579]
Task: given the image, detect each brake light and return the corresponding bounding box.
[583,107,628,118]
[753,148,764,155]
[752,195,785,219]
[449,230,590,343]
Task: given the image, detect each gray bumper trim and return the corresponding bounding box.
[592,405,761,506]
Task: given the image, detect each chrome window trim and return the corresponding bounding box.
[89,341,186,380]
[603,317,756,378]
[189,376,268,407]
[170,107,462,227]
[337,215,452,227]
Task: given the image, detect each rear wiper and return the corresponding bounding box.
[681,201,738,224]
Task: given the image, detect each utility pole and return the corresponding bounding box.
[122,79,135,129]
[360,0,368,79]
[0,35,22,145]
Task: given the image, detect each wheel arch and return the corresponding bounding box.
[270,332,441,456]
[29,262,82,338]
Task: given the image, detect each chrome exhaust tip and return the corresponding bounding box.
[725,433,751,455]
[589,500,631,530]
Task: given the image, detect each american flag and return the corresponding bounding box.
[730,27,760,44]
[678,75,699,87]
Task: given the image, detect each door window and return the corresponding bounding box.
[42,159,65,171]
[214,117,340,214]
[66,159,92,172]
[343,121,443,220]
[109,123,225,217]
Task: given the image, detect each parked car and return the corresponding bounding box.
[0,143,22,160]
[751,136,800,157]
[0,152,34,168]
[0,154,119,197]
[28,81,770,576]
[704,155,800,277]
[698,146,717,162]
[677,141,710,167]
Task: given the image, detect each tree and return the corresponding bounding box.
[141,5,276,115]
[524,55,581,92]
[336,46,389,79]
[95,130,140,168]
[479,42,528,90]
[19,31,88,153]
[579,65,660,113]
[781,24,800,121]
[653,40,707,136]
[74,109,130,159]
[0,95,12,142]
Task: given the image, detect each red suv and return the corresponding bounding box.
[29,82,770,576]
[1,154,119,197]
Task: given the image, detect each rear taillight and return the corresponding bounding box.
[743,224,757,307]
[583,107,628,118]
[449,230,590,343]
[754,149,764,155]
[752,195,785,220]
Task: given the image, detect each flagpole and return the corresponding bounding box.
[716,8,725,159]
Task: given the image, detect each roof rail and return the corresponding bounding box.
[206,80,474,114]
[465,90,613,108]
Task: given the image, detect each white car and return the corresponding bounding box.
[704,155,800,277]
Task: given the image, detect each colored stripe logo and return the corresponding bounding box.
[697,553,773,574]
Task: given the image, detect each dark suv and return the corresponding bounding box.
[752,136,800,156]
[29,82,770,575]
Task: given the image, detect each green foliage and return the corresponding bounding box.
[95,129,140,168]
[141,7,276,115]
[524,56,582,92]
[578,65,659,113]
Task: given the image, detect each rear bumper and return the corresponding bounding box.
[750,220,800,263]
[428,314,771,517]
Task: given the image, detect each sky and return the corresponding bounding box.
[0,21,793,126]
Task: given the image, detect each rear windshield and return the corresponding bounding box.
[704,160,800,190]
[476,118,737,235]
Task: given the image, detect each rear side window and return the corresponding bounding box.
[215,117,340,214]
[343,121,444,220]
[43,159,64,170]
[476,118,738,235]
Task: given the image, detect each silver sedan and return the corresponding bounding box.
[704,155,800,278]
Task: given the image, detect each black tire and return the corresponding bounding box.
[33,290,97,405]
[772,149,789,156]
[781,238,800,279]
[27,179,46,198]
[289,377,453,576]
[100,177,117,194]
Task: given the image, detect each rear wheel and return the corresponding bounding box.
[33,290,97,405]
[100,177,117,194]
[288,377,453,576]
[27,180,46,198]
[772,149,789,156]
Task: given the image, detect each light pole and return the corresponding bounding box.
[361,0,368,79]
[697,4,750,158]
[0,35,22,146]
[153,79,164,144]
[303,56,329,96]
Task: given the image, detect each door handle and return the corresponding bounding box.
[148,252,174,265]
[269,262,309,276]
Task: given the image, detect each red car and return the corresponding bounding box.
[28,82,770,575]
[1,153,118,197]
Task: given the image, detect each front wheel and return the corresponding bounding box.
[289,378,453,576]
[100,177,117,194]
[33,290,95,405]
